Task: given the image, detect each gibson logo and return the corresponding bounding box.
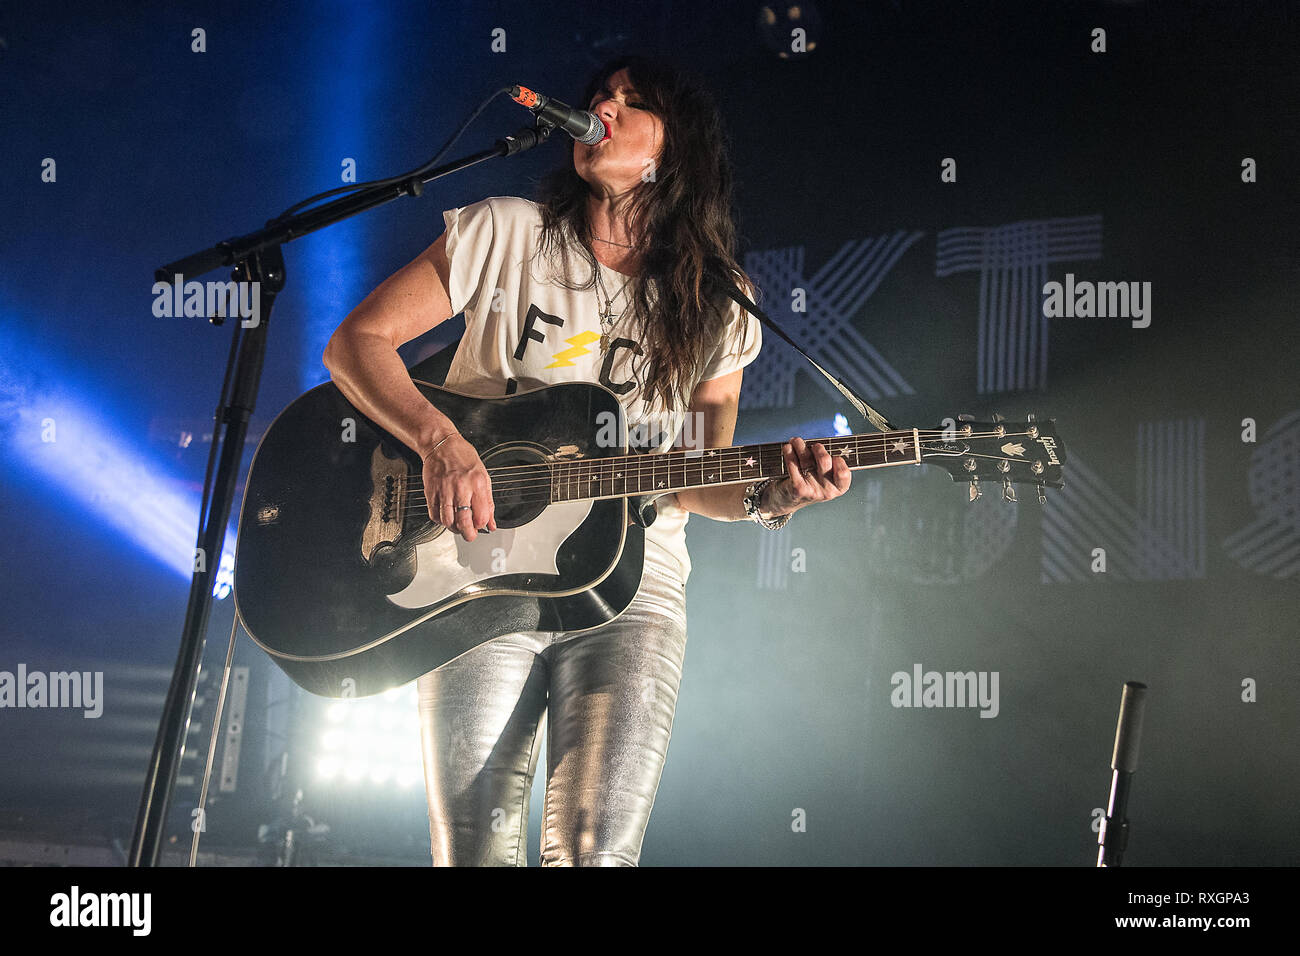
[1036,435,1061,465]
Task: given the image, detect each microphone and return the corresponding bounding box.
[509,85,607,145]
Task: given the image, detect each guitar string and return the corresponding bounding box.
[399,463,1050,516]
[400,432,1041,503]
[401,471,1049,515]
[401,433,1022,507]
[403,429,1030,487]
[407,428,1014,468]
[395,432,1050,516]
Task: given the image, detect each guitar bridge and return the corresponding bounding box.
[361,445,409,563]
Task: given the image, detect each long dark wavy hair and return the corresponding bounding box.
[532,55,756,413]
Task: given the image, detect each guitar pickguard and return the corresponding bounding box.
[385,499,594,609]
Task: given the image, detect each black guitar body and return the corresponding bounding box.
[234,379,643,698]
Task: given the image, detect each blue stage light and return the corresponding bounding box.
[0,321,235,593]
[297,11,385,392]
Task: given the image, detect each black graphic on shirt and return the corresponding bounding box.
[514,303,564,361]
[508,307,651,445]
[600,340,664,451]
[598,337,642,397]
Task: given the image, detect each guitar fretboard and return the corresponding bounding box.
[544,430,922,503]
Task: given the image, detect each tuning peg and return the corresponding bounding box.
[1036,483,1047,505]
[957,414,975,422]
[1026,412,1035,422]
[991,413,1005,423]
[1002,479,1017,503]
[969,478,981,502]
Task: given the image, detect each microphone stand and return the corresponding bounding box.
[1097,681,1148,867]
[128,119,556,867]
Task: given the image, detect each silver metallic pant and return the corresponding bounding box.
[416,545,688,866]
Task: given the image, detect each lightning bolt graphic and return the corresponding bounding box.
[545,330,601,368]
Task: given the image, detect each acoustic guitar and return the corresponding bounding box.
[233,379,1066,697]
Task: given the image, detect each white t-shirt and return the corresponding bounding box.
[439,196,762,583]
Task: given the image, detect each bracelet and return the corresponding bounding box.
[421,432,456,462]
[743,477,791,530]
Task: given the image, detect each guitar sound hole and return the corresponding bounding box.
[482,444,551,530]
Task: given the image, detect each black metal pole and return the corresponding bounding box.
[128,248,284,866]
[1097,681,1148,867]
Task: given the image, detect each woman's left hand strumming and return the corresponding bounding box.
[766,436,852,516]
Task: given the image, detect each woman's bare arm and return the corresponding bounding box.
[322,232,459,457]
[322,231,496,540]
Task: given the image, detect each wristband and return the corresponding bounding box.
[743,477,791,530]
[421,432,456,462]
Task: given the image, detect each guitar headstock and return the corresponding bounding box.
[918,414,1066,503]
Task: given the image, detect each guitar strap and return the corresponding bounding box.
[705,269,897,434]
[627,273,900,530]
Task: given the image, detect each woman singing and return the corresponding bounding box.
[322,55,850,865]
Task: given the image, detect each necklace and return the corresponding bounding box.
[593,263,632,352]
[593,234,637,248]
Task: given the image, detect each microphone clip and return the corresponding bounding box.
[498,120,554,157]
